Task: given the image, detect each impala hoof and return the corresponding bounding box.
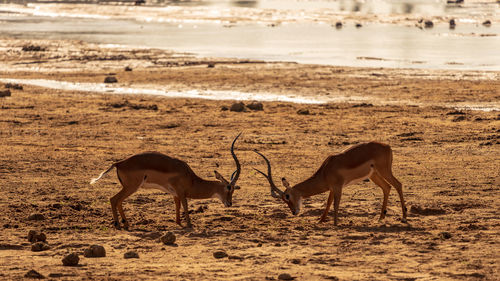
[401,218,408,223]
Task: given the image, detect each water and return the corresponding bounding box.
[0,1,498,70]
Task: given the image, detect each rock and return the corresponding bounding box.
[135,0,145,5]
[213,250,228,259]
[247,101,264,111]
[439,231,452,240]
[230,102,245,112]
[449,19,456,29]
[31,242,50,252]
[355,23,362,28]
[334,22,342,29]
[297,109,310,115]
[124,251,139,259]
[424,20,434,28]
[22,45,44,52]
[24,269,45,279]
[83,245,106,257]
[0,90,11,97]
[62,253,79,266]
[124,66,133,71]
[207,63,215,68]
[104,76,118,83]
[482,20,491,27]
[220,105,229,111]
[27,213,45,221]
[278,273,295,280]
[28,230,46,243]
[5,83,23,90]
[160,232,176,245]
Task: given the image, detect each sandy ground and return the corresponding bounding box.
[0,38,499,280]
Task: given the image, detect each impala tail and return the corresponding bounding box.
[90,164,115,185]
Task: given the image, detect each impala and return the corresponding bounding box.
[90,133,242,229]
[254,142,407,225]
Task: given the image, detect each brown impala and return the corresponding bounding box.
[254,142,407,225]
[90,133,242,229]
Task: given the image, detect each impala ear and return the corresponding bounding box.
[281,177,290,188]
[214,170,228,184]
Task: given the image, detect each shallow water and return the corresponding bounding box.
[1,13,499,70]
[1,78,498,111]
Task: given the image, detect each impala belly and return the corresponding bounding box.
[139,170,180,196]
[339,161,375,186]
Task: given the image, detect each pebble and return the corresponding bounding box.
[83,245,106,257]
[230,102,245,112]
[213,250,228,259]
[297,109,310,115]
[439,231,452,240]
[278,273,295,280]
[0,90,12,97]
[247,101,264,111]
[31,242,50,252]
[27,213,45,221]
[28,230,46,243]
[24,269,45,279]
[124,251,139,259]
[160,232,176,245]
[104,76,118,83]
[62,253,79,266]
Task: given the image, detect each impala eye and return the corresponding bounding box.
[285,194,290,200]
[226,185,231,191]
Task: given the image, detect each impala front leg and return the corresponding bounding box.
[174,196,181,226]
[319,190,334,223]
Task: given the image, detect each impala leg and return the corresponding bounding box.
[319,190,334,223]
[180,196,192,228]
[174,196,181,226]
[382,172,407,223]
[115,187,138,230]
[370,172,391,221]
[332,186,343,226]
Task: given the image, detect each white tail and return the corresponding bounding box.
[90,164,115,185]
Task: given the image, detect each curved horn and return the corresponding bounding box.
[229,132,242,186]
[253,150,284,198]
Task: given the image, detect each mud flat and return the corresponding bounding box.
[0,38,499,280]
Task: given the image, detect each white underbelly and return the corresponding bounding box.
[142,182,177,196]
[339,161,375,186]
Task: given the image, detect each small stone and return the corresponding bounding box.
[124,66,133,71]
[334,22,342,29]
[104,76,118,83]
[22,45,44,52]
[0,90,11,97]
[297,108,310,115]
[28,230,46,243]
[230,102,245,112]
[220,105,229,111]
[207,63,215,68]
[424,20,434,28]
[355,23,362,28]
[27,213,45,221]
[24,269,45,279]
[5,83,23,90]
[31,242,50,252]
[213,250,228,259]
[124,251,139,259]
[482,20,491,27]
[62,253,79,266]
[160,232,176,245]
[449,19,456,29]
[247,101,264,111]
[278,273,295,280]
[439,231,452,240]
[83,245,106,257]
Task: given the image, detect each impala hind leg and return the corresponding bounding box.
[111,174,144,230]
[369,172,391,221]
[180,196,192,228]
[375,162,408,222]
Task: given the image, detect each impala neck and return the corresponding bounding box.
[293,175,329,199]
[192,176,223,198]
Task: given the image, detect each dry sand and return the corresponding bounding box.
[0,38,499,280]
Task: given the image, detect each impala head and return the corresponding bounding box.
[253,150,302,216]
[213,133,242,207]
